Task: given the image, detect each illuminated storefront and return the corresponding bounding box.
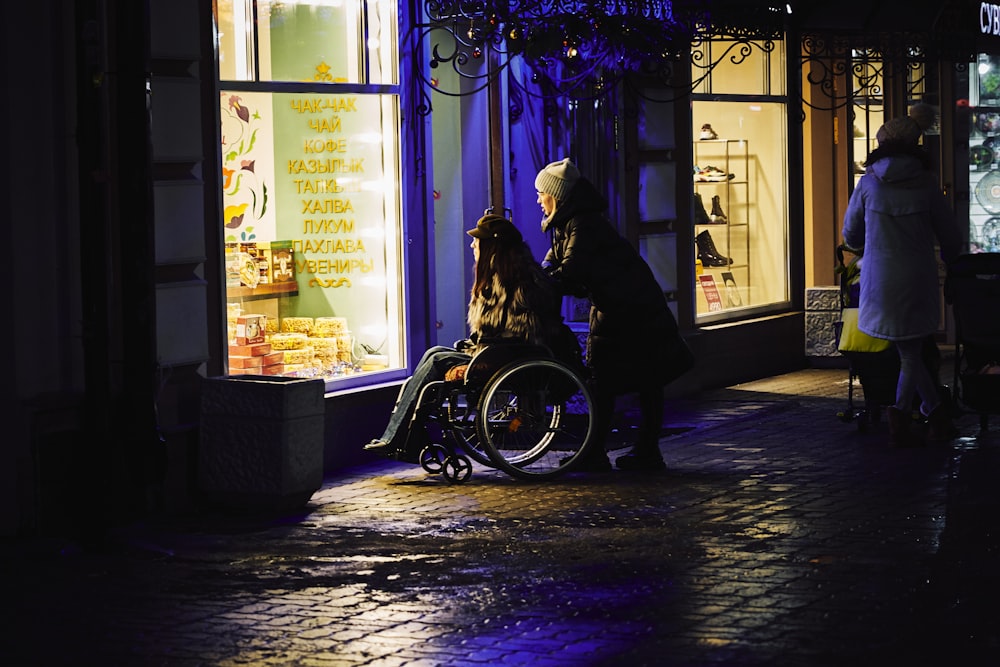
[215,0,408,389]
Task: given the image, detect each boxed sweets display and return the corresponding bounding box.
[232,314,375,377]
[227,303,241,342]
[234,314,266,345]
[261,351,284,366]
[308,336,338,365]
[238,252,260,288]
[229,342,272,357]
[282,346,315,366]
[313,316,348,337]
[225,251,242,288]
[281,316,314,335]
[228,355,263,370]
[229,347,284,376]
[269,332,307,350]
[262,240,295,284]
[225,242,272,288]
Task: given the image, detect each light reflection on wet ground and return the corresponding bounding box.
[5,367,998,665]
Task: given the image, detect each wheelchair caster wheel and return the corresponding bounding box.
[419,444,448,474]
[442,455,472,484]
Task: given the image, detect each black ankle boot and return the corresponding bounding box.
[562,451,612,472]
[615,447,666,472]
[694,192,712,226]
[710,195,728,223]
[696,230,732,267]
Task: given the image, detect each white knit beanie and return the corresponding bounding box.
[534,158,580,202]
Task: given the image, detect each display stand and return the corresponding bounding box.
[969,109,1000,253]
[693,138,750,313]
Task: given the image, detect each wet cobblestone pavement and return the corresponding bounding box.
[4,366,999,666]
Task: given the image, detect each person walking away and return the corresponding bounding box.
[534,158,694,471]
[365,214,571,461]
[842,117,961,447]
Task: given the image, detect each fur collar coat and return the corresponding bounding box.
[465,245,564,356]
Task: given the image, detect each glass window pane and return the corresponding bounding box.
[220,90,404,381]
[693,38,786,97]
[216,1,398,84]
[215,0,255,81]
[257,0,362,83]
[692,101,789,319]
[970,54,1000,252]
[368,0,399,84]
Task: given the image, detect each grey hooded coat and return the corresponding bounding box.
[842,150,960,341]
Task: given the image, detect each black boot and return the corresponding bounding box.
[925,404,957,445]
[564,383,614,471]
[566,446,612,472]
[617,387,667,471]
[696,230,732,267]
[694,192,712,226]
[616,447,666,471]
[710,195,728,223]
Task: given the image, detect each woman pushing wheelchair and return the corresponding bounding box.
[364,213,574,462]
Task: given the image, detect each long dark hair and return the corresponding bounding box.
[472,238,531,298]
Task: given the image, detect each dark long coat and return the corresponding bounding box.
[541,177,691,393]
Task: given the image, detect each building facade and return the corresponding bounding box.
[6,0,995,534]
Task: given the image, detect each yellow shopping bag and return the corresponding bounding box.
[837,308,892,354]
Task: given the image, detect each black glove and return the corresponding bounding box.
[454,338,474,352]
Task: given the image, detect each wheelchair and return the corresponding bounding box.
[401,340,596,483]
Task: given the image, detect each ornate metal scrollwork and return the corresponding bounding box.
[413,2,974,115]
[413,1,790,108]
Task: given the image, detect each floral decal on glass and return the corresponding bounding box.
[221,93,270,243]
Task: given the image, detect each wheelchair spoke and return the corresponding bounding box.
[477,359,593,480]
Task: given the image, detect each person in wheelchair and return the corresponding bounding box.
[365,213,575,462]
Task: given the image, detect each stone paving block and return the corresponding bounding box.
[6,359,999,666]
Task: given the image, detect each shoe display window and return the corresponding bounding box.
[691,37,790,321]
[215,0,405,389]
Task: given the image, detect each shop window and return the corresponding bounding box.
[968,54,1000,254]
[217,0,397,84]
[691,37,790,321]
[216,1,404,386]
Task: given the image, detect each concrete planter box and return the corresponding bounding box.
[199,375,325,510]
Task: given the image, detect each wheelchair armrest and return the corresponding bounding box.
[466,342,551,385]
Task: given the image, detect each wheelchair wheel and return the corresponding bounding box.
[442,454,473,484]
[419,443,449,474]
[476,358,593,480]
[442,391,496,468]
